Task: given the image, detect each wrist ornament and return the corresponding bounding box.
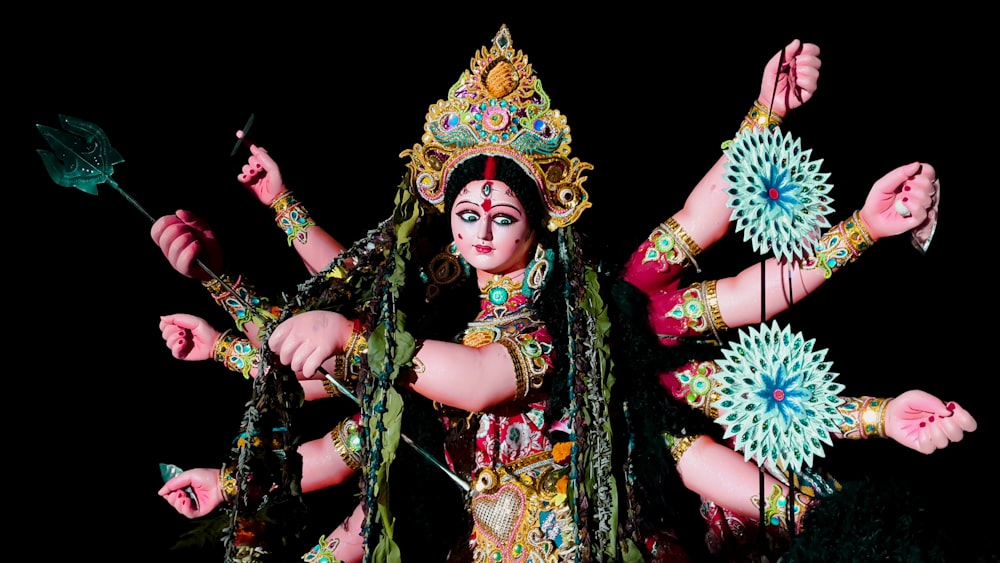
[202,274,275,332]
[219,462,238,504]
[270,191,316,246]
[723,100,783,149]
[838,396,892,439]
[213,329,260,380]
[330,417,364,471]
[696,279,728,343]
[858,397,891,439]
[325,320,368,394]
[665,433,701,463]
[803,211,874,278]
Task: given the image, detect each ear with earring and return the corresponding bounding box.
[422,241,471,302]
[522,243,554,301]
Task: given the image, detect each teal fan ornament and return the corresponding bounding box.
[711,321,845,475]
[723,127,834,263]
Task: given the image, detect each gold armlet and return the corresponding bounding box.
[219,462,238,504]
[330,417,364,471]
[804,211,875,279]
[656,216,703,272]
[270,190,316,246]
[212,330,260,380]
[665,433,702,463]
[496,337,529,399]
[723,100,783,149]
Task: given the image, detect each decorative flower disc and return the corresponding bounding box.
[711,321,845,474]
[723,127,835,263]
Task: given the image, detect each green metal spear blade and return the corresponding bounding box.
[36,114,123,196]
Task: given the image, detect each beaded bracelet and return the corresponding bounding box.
[270,191,316,246]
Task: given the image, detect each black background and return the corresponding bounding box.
[10,8,995,561]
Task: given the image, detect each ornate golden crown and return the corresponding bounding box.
[400,24,592,231]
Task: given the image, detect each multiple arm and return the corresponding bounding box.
[235,142,346,274]
[158,414,362,516]
[625,39,938,336]
[268,309,523,412]
[670,390,975,536]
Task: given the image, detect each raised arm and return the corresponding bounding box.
[629,162,938,343]
[237,141,345,274]
[712,162,937,329]
[673,39,822,254]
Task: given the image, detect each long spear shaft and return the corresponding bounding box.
[37,115,469,492]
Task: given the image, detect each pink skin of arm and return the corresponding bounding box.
[268,178,536,412]
[158,425,359,518]
[686,160,938,329]
[159,312,330,400]
[267,296,523,413]
[678,389,977,522]
[661,39,821,253]
[237,140,346,275]
[656,39,937,328]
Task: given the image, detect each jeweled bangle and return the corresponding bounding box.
[665,433,701,463]
[219,462,238,504]
[330,417,363,471]
[270,191,316,246]
[723,100,784,149]
[702,279,727,337]
[213,330,259,380]
[859,397,892,439]
[845,210,875,254]
[342,328,368,385]
[201,274,271,333]
[740,100,783,135]
[213,329,235,363]
[804,211,876,279]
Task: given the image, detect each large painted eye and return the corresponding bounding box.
[458,210,479,223]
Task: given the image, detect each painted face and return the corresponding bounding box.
[451,179,536,276]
